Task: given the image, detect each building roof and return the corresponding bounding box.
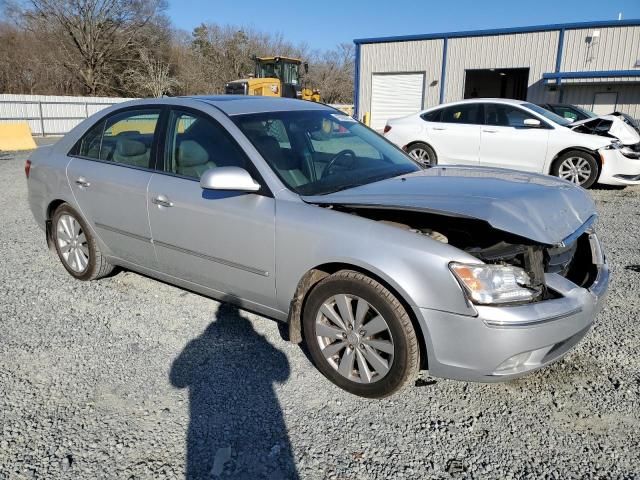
[353,19,640,45]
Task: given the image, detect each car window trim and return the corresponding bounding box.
[157,105,274,197]
[69,106,166,169]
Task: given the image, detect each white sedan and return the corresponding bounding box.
[384,98,640,188]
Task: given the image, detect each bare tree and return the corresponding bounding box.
[123,48,178,97]
[19,0,167,95]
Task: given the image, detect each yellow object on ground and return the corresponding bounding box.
[0,122,37,151]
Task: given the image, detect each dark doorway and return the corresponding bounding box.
[464,68,530,100]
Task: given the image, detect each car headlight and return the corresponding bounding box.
[449,262,541,305]
[604,141,640,159]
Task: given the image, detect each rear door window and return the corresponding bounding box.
[440,104,482,124]
[74,109,161,169]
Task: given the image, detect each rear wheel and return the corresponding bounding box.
[303,270,420,398]
[552,150,599,188]
[407,142,437,167]
[52,204,113,280]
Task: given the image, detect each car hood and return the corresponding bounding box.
[570,114,640,145]
[302,166,596,246]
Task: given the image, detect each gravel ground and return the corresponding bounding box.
[1,149,640,479]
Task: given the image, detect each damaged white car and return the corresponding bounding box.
[384,98,640,188]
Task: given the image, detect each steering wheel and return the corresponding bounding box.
[321,149,357,179]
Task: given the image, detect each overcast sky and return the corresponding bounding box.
[167,0,640,50]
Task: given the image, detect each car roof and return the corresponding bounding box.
[184,95,332,116]
[436,98,529,107]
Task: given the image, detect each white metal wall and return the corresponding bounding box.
[0,94,136,136]
[561,26,640,71]
[359,39,444,118]
[445,31,560,103]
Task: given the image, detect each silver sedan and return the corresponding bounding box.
[26,96,609,397]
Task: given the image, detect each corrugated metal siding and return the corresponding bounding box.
[359,39,444,116]
[562,84,640,121]
[445,31,560,103]
[0,94,135,135]
[561,26,640,71]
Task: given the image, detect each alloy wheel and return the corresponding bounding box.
[409,148,432,166]
[56,214,89,273]
[315,294,394,384]
[558,156,592,185]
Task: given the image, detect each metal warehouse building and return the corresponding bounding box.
[354,19,640,130]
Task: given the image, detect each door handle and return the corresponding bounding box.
[432,127,447,131]
[75,177,91,188]
[152,195,174,208]
[482,129,498,133]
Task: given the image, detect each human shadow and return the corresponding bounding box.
[170,302,298,479]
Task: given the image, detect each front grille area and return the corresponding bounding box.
[546,241,578,276]
[545,233,597,288]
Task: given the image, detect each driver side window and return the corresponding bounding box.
[164,110,248,180]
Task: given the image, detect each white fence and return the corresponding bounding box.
[0,94,136,136]
[0,94,357,136]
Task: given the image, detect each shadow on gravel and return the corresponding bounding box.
[170,302,298,480]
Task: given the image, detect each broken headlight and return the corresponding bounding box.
[449,262,542,305]
[604,142,640,159]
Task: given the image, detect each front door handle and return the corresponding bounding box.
[152,195,174,208]
[75,177,91,188]
[482,129,498,133]
[432,127,447,131]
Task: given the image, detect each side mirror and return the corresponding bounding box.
[200,167,261,192]
[303,62,309,74]
[523,118,542,128]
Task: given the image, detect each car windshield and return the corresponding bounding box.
[524,103,572,126]
[233,110,421,195]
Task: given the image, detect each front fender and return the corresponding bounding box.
[275,200,479,317]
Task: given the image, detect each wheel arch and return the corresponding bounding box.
[404,140,437,155]
[287,262,428,370]
[45,199,68,250]
[547,146,601,175]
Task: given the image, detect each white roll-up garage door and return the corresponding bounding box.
[370,73,425,131]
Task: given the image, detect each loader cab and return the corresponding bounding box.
[254,56,307,98]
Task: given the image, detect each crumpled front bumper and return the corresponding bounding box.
[414,234,609,382]
[598,148,640,185]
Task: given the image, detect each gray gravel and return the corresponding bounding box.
[1,149,640,479]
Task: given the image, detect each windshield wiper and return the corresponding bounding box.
[317,170,415,195]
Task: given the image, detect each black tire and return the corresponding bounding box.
[303,270,420,398]
[407,142,437,167]
[52,204,113,281]
[551,150,599,189]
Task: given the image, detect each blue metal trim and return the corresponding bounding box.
[543,70,640,79]
[554,28,565,75]
[353,19,640,45]
[439,38,448,104]
[353,43,361,118]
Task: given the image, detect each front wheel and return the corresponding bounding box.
[407,142,437,167]
[303,270,420,398]
[552,150,599,188]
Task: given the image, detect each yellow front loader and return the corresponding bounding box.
[225,56,320,102]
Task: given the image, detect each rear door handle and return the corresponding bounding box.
[432,127,447,131]
[75,177,91,188]
[152,195,174,208]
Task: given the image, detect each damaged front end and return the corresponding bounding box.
[323,205,599,306]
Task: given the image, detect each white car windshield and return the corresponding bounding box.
[524,103,572,126]
[234,110,421,195]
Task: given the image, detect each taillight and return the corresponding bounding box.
[383,125,391,134]
[25,159,32,178]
